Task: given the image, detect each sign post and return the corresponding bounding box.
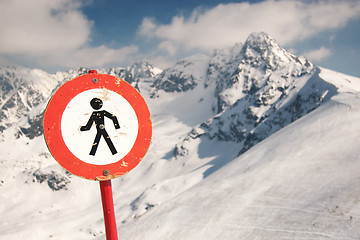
[43,70,152,239]
[100,180,118,240]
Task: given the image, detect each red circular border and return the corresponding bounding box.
[43,73,152,181]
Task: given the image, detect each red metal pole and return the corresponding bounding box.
[100,180,118,240]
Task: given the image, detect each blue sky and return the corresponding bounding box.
[0,0,359,77]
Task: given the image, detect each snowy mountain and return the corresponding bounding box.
[1,32,360,240]
[174,33,337,157]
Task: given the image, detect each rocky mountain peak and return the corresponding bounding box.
[128,60,161,77]
[152,54,210,93]
[172,33,338,158]
[208,32,314,114]
[98,61,159,86]
[240,32,312,72]
[243,32,277,51]
[0,67,62,137]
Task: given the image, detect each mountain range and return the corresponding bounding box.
[1,32,360,239]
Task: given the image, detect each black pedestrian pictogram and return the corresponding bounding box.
[80,98,120,156]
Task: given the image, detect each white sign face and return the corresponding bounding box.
[61,88,139,165]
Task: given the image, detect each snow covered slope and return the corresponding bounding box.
[117,90,360,240]
[1,32,360,240]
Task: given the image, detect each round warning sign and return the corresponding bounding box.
[43,71,152,181]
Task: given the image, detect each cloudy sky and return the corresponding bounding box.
[0,0,359,76]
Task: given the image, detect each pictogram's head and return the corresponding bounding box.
[90,98,103,110]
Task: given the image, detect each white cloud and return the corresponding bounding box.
[0,0,91,54]
[138,0,360,55]
[1,0,359,71]
[158,41,178,56]
[39,45,139,69]
[302,47,332,62]
[0,0,138,71]
[138,17,157,38]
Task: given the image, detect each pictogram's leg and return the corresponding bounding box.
[102,130,117,155]
[90,132,102,155]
